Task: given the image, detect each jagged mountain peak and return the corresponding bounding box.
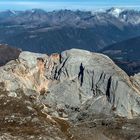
[106,7,124,17]
[8,10,17,15]
[29,8,47,14]
[0,10,18,19]
[0,8,140,25]
[105,8,140,24]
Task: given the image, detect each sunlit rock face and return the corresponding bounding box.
[0,51,69,140]
[0,49,140,121]
[46,49,140,119]
[0,51,48,92]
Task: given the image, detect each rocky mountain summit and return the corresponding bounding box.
[0,49,140,139]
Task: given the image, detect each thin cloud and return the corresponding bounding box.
[0,1,140,10]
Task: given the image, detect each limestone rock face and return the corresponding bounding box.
[0,51,48,92]
[0,51,68,140]
[46,49,140,118]
[0,49,140,121]
[19,51,48,68]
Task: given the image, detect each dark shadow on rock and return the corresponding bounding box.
[106,76,112,102]
[78,63,85,87]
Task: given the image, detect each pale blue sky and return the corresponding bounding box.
[0,0,140,11]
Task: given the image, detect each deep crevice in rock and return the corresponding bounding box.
[106,76,112,103]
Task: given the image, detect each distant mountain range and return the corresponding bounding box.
[1,8,140,26]
[0,8,140,54]
[0,8,140,74]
